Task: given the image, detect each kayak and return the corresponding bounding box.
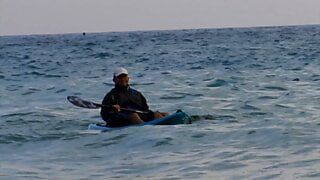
[88,110,192,131]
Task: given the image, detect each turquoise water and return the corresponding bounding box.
[1,25,320,179]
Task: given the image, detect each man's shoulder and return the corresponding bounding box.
[106,87,143,96]
[129,87,142,95]
[105,88,117,96]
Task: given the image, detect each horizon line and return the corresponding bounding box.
[1,23,319,37]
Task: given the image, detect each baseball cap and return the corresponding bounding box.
[113,67,129,77]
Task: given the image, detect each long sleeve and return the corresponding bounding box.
[139,93,149,111]
[100,91,117,121]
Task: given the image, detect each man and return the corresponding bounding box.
[100,67,168,127]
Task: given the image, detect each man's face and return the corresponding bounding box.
[114,74,129,87]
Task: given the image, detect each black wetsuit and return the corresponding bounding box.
[100,86,153,127]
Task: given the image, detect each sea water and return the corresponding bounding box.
[0,25,319,179]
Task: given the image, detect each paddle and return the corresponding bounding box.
[67,96,149,114]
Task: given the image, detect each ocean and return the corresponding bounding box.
[0,25,319,179]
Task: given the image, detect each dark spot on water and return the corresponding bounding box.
[275,104,290,108]
[103,82,114,86]
[191,133,206,138]
[83,141,118,148]
[248,63,263,68]
[108,134,128,141]
[241,104,260,111]
[85,42,96,46]
[55,89,66,93]
[291,67,302,71]
[161,71,171,75]
[46,87,55,90]
[207,79,228,87]
[23,60,36,66]
[249,112,267,116]
[190,93,203,97]
[287,52,298,56]
[292,78,300,81]
[29,87,40,91]
[131,82,154,86]
[190,66,204,70]
[26,71,45,76]
[183,38,193,42]
[265,74,276,77]
[311,74,320,81]
[136,57,149,63]
[263,86,288,91]
[85,76,100,79]
[219,115,237,120]
[174,92,203,97]
[248,130,256,134]
[94,52,114,59]
[222,60,233,66]
[158,51,169,55]
[83,47,93,51]
[107,39,116,43]
[150,67,160,71]
[56,61,64,66]
[121,52,128,56]
[160,95,186,100]
[191,114,217,121]
[135,73,144,77]
[186,82,195,86]
[259,174,282,179]
[193,50,202,55]
[27,65,42,69]
[313,78,320,82]
[45,74,67,78]
[22,91,36,95]
[153,137,173,147]
[258,96,278,100]
[203,77,214,81]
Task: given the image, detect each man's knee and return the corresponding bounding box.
[127,113,143,124]
[153,111,168,119]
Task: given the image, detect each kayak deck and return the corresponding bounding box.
[88,110,192,131]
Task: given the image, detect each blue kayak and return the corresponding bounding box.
[88,110,192,131]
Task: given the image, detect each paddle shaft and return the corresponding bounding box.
[96,103,148,114]
[67,96,149,114]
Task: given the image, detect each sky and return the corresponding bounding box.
[0,0,320,36]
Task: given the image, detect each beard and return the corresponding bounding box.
[115,84,129,91]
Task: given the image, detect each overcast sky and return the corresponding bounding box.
[1,0,320,36]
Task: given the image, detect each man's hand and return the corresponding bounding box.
[112,105,121,113]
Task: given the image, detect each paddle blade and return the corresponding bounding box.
[67,96,101,109]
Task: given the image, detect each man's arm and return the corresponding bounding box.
[139,92,150,111]
[100,92,117,121]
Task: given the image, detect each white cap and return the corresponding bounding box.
[113,67,128,77]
